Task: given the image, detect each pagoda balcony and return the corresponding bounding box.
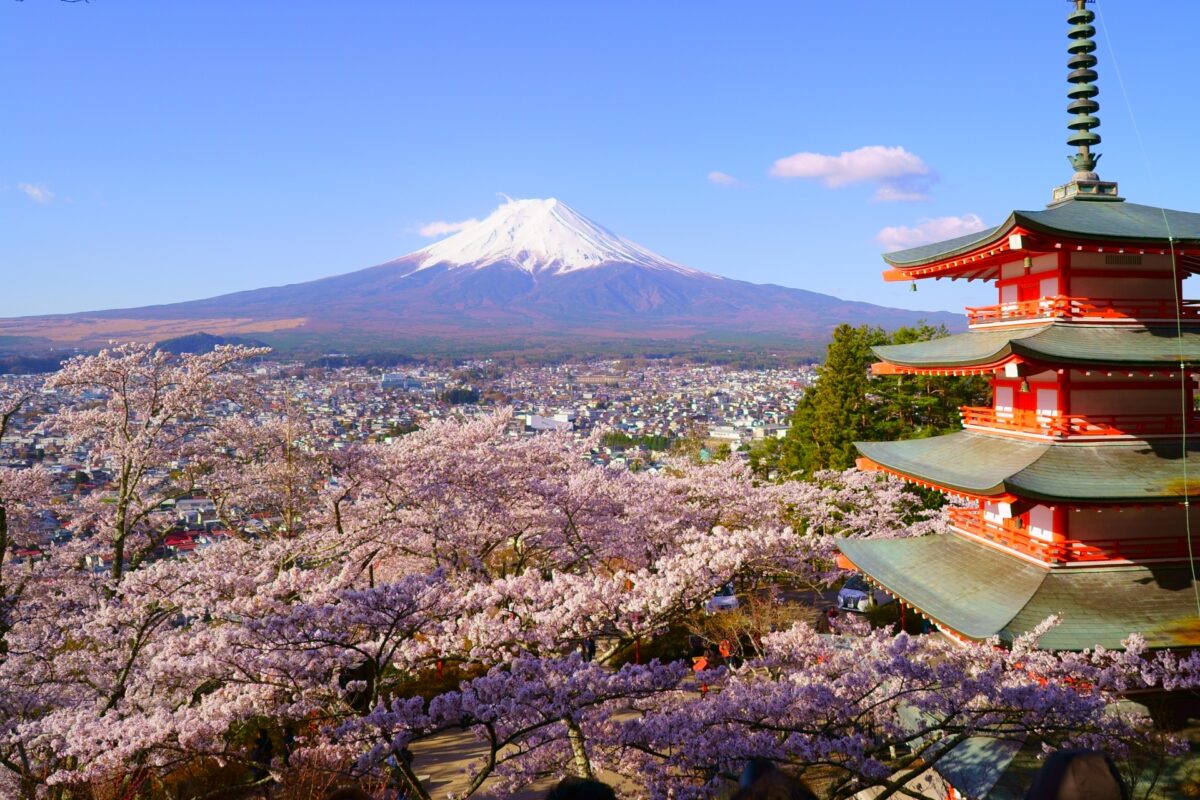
[959,406,1198,440]
[965,296,1200,328]
[947,507,1191,565]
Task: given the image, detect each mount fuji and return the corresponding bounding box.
[0,198,962,357]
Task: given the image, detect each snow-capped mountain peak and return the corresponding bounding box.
[415,198,705,276]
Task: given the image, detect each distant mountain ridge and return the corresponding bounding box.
[0,198,963,357]
[155,332,269,355]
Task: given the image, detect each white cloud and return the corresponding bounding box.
[876,214,988,252]
[872,185,929,203]
[769,145,934,201]
[707,171,740,187]
[418,218,479,238]
[17,182,54,204]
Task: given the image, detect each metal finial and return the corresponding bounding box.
[1049,0,1120,204]
[1066,0,1101,175]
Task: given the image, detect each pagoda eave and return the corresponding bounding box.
[882,225,1026,282]
[871,357,1020,377]
[856,455,1018,504]
[837,534,1200,650]
[856,431,1200,505]
[871,324,1200,372]
[884,233,1200,283]
[882,200,1200,280]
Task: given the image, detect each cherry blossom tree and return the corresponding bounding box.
[0,356,1195,800]
[44,342,269,583]
[603,619,1198,800]
[136,417,1188,799]
[206,405,336,536]
[0,389,55,799]
[0,388,52,654]
[0,344,267,798]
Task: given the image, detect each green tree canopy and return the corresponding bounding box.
[760,323,987,478]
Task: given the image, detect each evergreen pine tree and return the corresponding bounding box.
[770,323,987,478]
[778,324,884,476]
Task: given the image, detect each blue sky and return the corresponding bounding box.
[3,1,1198,318]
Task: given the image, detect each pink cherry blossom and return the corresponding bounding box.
[0,351,1194,800]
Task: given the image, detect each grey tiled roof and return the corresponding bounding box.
[856,432,1045,496]
[872,324,1200,369]
[837,534,1200,649]
[933,737,1029,800]
[882,226,1006,267]
[840,534,1045,639]
[856,431,1200,502]
[883,199,1200,267]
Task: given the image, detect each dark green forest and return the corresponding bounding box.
[755,323,988,478]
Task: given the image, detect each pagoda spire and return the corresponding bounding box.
[1051,0,1122,205]
[1066,0,1101,172]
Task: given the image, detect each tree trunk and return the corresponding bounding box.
[0,503,9,655]
[391,757,433,800]
[111,463,131,585]
[562,716,593,779]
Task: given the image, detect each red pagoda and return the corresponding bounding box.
[838,1,1200,651]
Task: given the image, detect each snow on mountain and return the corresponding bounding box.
[415,197,708,277]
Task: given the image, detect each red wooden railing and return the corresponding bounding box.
[966,296,1200,326]
[948,507,1192,564]
[960,406,1198,438]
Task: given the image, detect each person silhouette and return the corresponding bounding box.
[732,759,817,800]
[1024,749,1128,800]
[544,776,617,800]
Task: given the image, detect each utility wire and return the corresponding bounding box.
[1095,0,1200,619]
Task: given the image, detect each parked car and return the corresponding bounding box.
[704,582,740,614]
[837,575,884,613]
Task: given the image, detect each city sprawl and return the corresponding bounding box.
[0,360,814,562]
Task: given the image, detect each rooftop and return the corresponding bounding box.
[856,431,1200,503]
[872,323,1200,371]
[883,199,1200,269]
[838,533,1200,649]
